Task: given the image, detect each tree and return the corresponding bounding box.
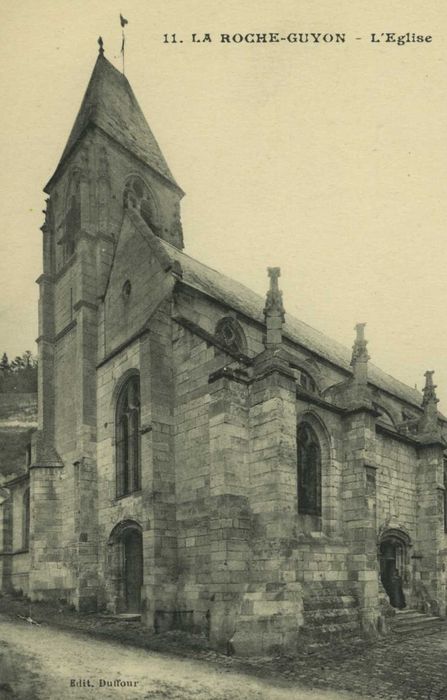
[10,356,26,372]
[22,350,33,368]
[0,350,37,393]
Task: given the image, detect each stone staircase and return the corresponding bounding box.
[391,608,445,636]
[302,582,361,639]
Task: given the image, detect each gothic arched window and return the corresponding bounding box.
[22,487,30,550]
[116,375,141,498]
[297,423,322,516]
[123,176,160,235]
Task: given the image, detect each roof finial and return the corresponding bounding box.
[421,370,439,409]
[350,322,370,385]
[418,370,441,438]
[263,267,285,348]
[98,36,104,55]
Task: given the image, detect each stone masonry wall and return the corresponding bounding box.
[96,302,178,624]
[29,466,72,602]
[11,480,29,553]
[375,435,417,538]
[416,443,447,615]
[173,323,214,633]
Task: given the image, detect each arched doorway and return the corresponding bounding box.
[108,520,143,614]
[379,532,408,609]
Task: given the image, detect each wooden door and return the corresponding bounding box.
[124,530,143,613]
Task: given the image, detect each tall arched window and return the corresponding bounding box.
[297,423,322,516]
[22,487,30,550]
[116,375,141,497]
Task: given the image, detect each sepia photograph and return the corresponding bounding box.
[0,1,446,698]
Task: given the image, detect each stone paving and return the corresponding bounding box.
[243,631,447,700]
[0,595,446,699]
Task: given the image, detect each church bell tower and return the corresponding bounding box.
[34,41,184,609]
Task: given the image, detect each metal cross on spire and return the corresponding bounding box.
[120,14,129,75]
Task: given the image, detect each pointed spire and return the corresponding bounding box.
[350,323,370,385]
[263,267,285,348]
[45,50,182,194]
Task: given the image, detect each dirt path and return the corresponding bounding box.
[0,617,364,700]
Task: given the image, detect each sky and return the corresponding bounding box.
[0,1,446,408]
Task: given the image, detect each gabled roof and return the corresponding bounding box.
[46,54,181,191]
[149,233,425,411]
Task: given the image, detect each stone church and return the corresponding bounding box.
[1,44,447,654]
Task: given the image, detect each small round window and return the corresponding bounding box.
[215,317,247,355]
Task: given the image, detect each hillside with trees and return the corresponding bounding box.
[0,351,38,393]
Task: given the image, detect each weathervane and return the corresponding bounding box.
[98,36,104,56]
[120,14,129,75]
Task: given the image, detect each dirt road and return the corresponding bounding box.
[0,617,363,700]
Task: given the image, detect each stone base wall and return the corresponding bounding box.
[10,552,30,596]
[29,563,75,603]
[231,580,304,656]
[28,466,76,604]
[229,538,357,655]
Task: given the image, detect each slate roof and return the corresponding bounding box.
[154,236,425,410]
[47,54,180,191]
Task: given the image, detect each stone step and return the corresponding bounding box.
[395,608,428,615]
[112,613,141,622]
[304,595,357,611]
[396,608,426,619]
[305,609,359,625]
[393,613,436,625]
[392,609,445,636]
[302,587,361,637]
[393,621,444,635]
[311,620,360,635]
[304,610,358,628]
[393,616,442,628]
